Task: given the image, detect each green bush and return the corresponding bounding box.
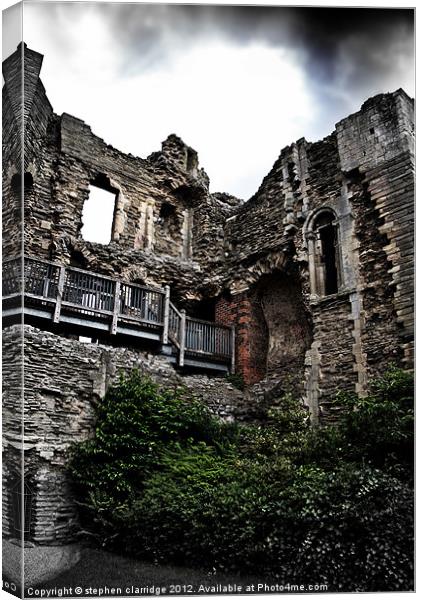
[70,368,414,591]
[300,366,414,479]
[277,464,413,591]
[70,372,236,533]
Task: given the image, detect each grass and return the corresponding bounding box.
[32,546,265,594]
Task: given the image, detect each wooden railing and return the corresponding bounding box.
[168,302,182,348]
[3,256,234,369]
[186,317,233,358]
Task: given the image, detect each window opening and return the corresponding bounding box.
[69,250,88,269]
[308,210,342,297]
[11,172,33,196]
[190,298,217,321]
[157,203,178,231]
[81,175,118,244]
[316,215,339,295]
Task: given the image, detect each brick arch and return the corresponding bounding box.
[216,269,312,387]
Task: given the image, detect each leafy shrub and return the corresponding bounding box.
[70,372,236,534]
[338,366,414,474]
[70,368,414,591]
[300,366,414,479]
[278,464,414,591]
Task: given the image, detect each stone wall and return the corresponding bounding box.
[2,325,251,544]
[2,46,227,284]
[336,92,415,376]
[2,320,23,544]
[213,89,414,418]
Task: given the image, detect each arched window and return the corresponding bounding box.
[306,209,342,297]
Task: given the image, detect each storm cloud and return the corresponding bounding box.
[82,5,414,99]
[6,2,415,198]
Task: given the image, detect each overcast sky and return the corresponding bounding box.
[3,2,415,200]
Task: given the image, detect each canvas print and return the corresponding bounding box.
[2,2,415,597]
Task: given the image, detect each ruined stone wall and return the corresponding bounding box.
[336,90,414,173]
[2,47,23,259]
[213,89,414,419]
[2,325,248,544]
[2,45,24,168]
[1,44,415,549]
[217,134,340,291]
[2,45,229,296]
[2,44,414,435]
[23,121,58,259]
[2,174,22,261]
[336,90,414,376]
[259,274,312,380]
[36,115,211,266]
[216,272,313,392]
[364,153,415,371]
[2,321,23,542]
[309,296,356,419]
[22,50,54,169]
[214,133,354,414]
[191,192,242,279]
[3,44,54,259]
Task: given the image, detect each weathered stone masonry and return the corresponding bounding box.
[2,325,247,545]
[2,43,414,546]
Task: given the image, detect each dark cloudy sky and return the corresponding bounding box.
[3,2,415,199]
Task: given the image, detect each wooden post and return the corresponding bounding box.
[162,285,170,344]
[179,309,186,367]
[144,292,149,321]
[110,281,121,335]
[53,266,66,323]
[230,325,236,374]
[42,277,50,298]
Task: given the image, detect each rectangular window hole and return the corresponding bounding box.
[81,185,116,244]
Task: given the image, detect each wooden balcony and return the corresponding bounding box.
[2,257,235,373]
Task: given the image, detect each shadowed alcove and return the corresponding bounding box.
[249,271,312,384]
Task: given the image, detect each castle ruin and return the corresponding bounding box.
[2,43,414,547]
